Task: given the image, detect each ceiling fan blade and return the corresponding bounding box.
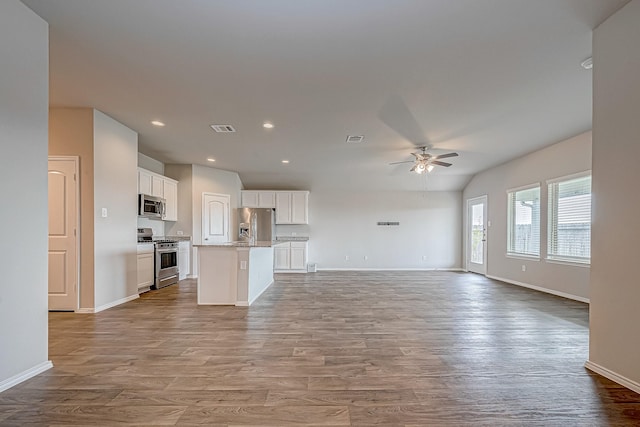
[409,164,418,172]
[389,160,415,165]
[433,152,458,160]
[431,160,452,167]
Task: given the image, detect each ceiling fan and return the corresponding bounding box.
[390,146,458,174]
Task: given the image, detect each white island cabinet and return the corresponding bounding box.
[196,243,274,306]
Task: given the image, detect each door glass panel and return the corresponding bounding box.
[471,204,484,264]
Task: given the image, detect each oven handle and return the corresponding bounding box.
[156,247,178,253]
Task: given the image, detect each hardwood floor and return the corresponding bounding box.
[2,271,640,426]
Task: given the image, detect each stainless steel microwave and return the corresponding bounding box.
[138,194,165,219]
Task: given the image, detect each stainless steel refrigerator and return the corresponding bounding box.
[237,208,275,242]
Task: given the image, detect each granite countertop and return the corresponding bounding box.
[275,236,309,241]
[194,241,274,248]
[163,235,192,242]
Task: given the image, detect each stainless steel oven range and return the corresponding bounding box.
[137,228,179,289]
[154,239,179,289]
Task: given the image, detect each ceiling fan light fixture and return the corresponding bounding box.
[415,162,426,174]
[426,164,435,173]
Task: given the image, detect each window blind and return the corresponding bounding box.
[548,175,591,262]
[507,185,540,256]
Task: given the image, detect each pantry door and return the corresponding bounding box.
[202,193,230,244]
[467,195,487,275]
[48,156,79,311]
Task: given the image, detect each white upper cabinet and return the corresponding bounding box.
[241,191,276,208]
[138,169,153,195]
[162,179,178,221]
[275,192,292,224]
[276,191,309,224]
[291,192,309,224]
[138,168,178,221]
[151,176,164,198]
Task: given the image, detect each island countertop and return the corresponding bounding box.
[193,241,274,248]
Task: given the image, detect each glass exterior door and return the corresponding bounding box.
[468,196,487,274]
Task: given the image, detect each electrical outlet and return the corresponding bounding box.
[177,230,184,235]
[345,255,350,261]
[422,255,427,261]
[522,265,526,272]
[240,261,247,270]
[101,207,108,218]
[363,255,368,261]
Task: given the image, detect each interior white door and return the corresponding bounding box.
[467,195,488,275]
[48,157,79,311]
[202,193,230,244]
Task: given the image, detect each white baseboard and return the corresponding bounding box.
[80,294,139,314]
[585,360,640,394]
[317,267,464,272]
[486,275,589,303]
[247,279,274,306]
[187,274,197,279]
[0,361,53,393]
[274,270,308,274]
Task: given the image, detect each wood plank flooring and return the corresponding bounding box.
[2,271,640,426]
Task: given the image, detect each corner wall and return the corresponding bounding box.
[588,0,640,391]
[462,132,592,300]
[49,108,95,309]
[0,0,50,389]
[93,110,139,309]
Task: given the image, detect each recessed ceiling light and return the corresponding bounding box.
[581,57,593,70]
[281,160,289,164]
[207,158,216,162]
[263,122,274,129]
[151,120,165,127]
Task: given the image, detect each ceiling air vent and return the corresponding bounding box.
[210,124,236,133]
[346,135,364,143]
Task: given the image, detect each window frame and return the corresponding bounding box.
[506,183,541,259]
[546,171,592,265]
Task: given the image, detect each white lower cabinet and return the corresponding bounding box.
[137,244,155,292]
[178,240,190,280]
[274,241,307,272]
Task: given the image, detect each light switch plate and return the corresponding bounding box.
[101,208,108,218]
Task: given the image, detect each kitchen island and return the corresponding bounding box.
[195,242,274,306]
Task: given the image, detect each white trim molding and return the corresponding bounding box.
[0,361,53,393]
[486,275,589,303]
[80,294,139,314]
[585,360,640,395]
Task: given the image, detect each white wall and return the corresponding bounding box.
[463,132,592,300]
[0,0,50,388]
[164,164,193,238]
[138,152,164,175]
[93,110,139,309]
[309,191,462,269]
[589,0,640,390]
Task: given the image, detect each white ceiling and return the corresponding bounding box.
[23,0,629,191]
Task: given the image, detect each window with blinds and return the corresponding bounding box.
[507,185,540,257]
[548,173,591,263]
